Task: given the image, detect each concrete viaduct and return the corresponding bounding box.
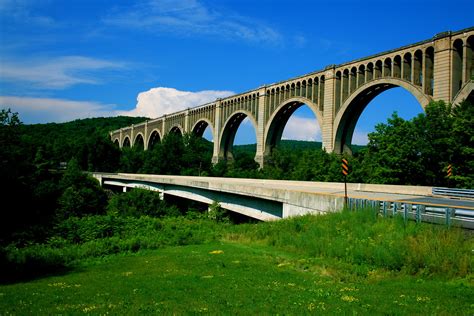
[110,27,474,167]
[93,173,474,228]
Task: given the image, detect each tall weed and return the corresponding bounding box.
[226,209,473,277]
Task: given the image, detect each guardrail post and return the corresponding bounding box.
[415,205,421,223]
[382,201,387,217]
[445,208,455,227]
[403,204,410,223]
[392,203,397,216]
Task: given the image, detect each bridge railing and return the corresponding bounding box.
[432,187,474,199]
[347,198,474,229]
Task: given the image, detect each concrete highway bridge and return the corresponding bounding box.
[110,27,474,167]
[93,173,474,229]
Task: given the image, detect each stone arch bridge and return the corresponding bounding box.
[111,27,474,167]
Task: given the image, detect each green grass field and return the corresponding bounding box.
[1,210,473,314]
[1,242,473,315]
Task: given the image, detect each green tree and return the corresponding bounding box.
[107,188,180,218]
[362,112,426,185]
[57,158,108,220]
[451,99,474,188]
[181,133,213,176]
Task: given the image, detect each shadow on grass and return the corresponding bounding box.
[0,252,74,285]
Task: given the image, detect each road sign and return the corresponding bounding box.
[342,158,349,208]
[342,158,349,176]
[447,164,452,177]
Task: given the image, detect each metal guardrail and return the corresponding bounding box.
[347,198,474,229]
[432,187,474,199]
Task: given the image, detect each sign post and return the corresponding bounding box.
[342,158,349,208]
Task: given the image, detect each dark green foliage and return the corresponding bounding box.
[451,100,474,187]
[17,116,144,171]
[207,201,230,223]
[127,132,213,175]
[0,216,223,283]
[361,100,473,187]
[107,188,180,218]
[56,158,108,220]
[260,148,351,183]
[0,109,61,244]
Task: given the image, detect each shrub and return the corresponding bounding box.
[107,189,180,218]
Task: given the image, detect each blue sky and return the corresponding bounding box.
[0,0,472,145]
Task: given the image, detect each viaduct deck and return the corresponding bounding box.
[92,173,474,228]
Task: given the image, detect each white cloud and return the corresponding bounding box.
[351,130,369,145]
[0,96,119,124]
[103,0,281,44]
[0,86,234,124]
[0,56,125,89]
[120,87,234,118]
[282,116,322,142]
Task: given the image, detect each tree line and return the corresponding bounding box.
[0,99,472,245]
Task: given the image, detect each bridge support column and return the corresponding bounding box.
[255,87,267,168]
[322,67,337,153]
[161,116,166,139]
[433,33,454,102]
[184,110,190,133]
[144,121,148,150]
[212,101,222,164]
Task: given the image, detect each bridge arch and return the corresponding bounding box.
[169,125,184,136]
[219,110,257,161]
[192,118,214,139]
[147,129,162,149]
[122,136,131,148]
[113,138,120,147]
[453,81,474,105]
[264,97,323,155]
[333,78,432,154]
[133,133,145,149]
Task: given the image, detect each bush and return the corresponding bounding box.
[0,215,224,283]
[107,189,180,218]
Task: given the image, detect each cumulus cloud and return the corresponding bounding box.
[0,96,118,124]
[0,86,234,124]
[103,0,281,44]
[0,56,125,89]
[282,116,322,142]
[119,86,234,118]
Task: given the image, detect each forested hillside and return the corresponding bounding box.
[17,116,146,171]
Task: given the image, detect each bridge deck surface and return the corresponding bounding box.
[96,173,474,210]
